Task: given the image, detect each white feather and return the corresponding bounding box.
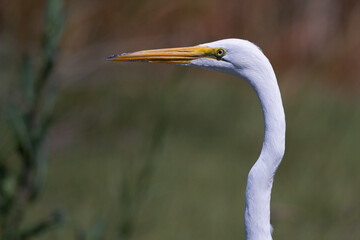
[190,39,285,240]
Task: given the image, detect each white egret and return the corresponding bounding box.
[107,38,285,240]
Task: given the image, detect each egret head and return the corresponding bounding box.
[107,39,284,240]
[106,38,271,82]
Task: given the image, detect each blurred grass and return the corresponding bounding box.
[18,66,360,240]
[0,0,66,238]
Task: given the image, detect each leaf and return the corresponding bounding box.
[7,102,34,159]
[38,0,66,93]
[43,0,65,60]
[0,158,17,208]
[21,55,35,108]
[1,172,17,200]
[31,83,58,148]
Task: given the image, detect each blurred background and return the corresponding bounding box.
[0,0,360,239]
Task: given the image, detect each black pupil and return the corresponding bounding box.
[218,50,223,55]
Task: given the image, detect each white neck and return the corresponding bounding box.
[237,62,286,240]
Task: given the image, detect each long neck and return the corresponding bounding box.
[241,64,286,240]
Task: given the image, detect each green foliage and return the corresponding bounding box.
[0,0,66,239]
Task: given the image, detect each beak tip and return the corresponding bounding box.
[105,54,119,61]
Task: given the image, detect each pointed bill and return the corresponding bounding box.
[106,46,216,64]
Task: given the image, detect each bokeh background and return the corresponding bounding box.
[1,0,360,239]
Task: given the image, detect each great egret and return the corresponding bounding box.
[107,39,286,240]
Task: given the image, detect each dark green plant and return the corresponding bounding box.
[0,0,66,239]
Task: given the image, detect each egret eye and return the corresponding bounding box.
[214,48,226,59]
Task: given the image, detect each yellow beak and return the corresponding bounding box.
[106,46,216,64]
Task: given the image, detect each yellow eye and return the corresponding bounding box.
[215,48,226,59]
